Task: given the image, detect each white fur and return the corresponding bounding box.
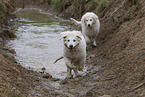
[60,31,86,78]
[70,12,100,47]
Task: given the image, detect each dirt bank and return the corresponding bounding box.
[0,0,145,97]
[63,0,145,96]
[0,1,38,96]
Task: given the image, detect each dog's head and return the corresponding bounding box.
[82,12,98,27]
[84,17,96,27]
[60,31,82,51]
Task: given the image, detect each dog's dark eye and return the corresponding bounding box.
[73,40,76,42]
[90,19,92,21]
[86,20,88,22]
[68,40,70,42]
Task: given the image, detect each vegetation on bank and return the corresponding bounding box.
[0,0,16,39]
[0,0,17,62]
[49,0,108,13]
[0,0,16,25]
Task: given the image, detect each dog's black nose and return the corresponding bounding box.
[88,24,90,27]
[69,45,73,49]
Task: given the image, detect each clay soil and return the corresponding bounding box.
[0,0,145,97]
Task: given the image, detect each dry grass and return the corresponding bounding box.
[50,0,66,11]
[0,0,16,13]
[0,0,16,38]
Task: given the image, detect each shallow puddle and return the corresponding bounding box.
[7,8,73,79]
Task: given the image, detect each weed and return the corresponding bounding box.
[50,0,66,11]
[85,0,98,11]
[85,0,109,13]
[0,0,16,12]
[0,0,16,24]
[97,0,108,13]
[2,54,9,58]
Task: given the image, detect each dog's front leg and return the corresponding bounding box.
[64,57,74,79]
[92,40,97,47]
[73,68,81,78]
[66,68,73,79]
[78,63,84,71]
[64,57,76,69]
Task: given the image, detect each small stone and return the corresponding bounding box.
[74,78,79,81]
[100,95,112,97]
[41,67,46,73]
[90,54,95,58]
[42,73,52,79]
[60,79,68,84]
[86,91,92,97]
[18,77,22,80]
[51,78,60,81]
[68,88,75,92]
[36,77,41,81]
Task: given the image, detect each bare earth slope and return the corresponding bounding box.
[57,0,145,96]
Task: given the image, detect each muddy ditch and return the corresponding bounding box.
[0,0,145,97]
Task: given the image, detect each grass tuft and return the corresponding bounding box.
[85,0,109,13]
[50,0,66,11]
[97,0,108,12]
[0,0,16,24]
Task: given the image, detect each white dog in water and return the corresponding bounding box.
[70,12,100,47]
[60,31,86,79]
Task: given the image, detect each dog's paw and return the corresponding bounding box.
[86,46,91,51]
[78,68,83,71]
[60,79,68,84]
[66,75,73,79]
[67,65,76,69]
[78,66,84,71]
[92,44,96,48]
[92,41,97,47]
[76,74,82,78]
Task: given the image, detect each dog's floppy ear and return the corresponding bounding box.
[76,35,82,40]
[92,16,98,23]
[60,31,68,40]
[60,36,67,40]
[75,31,82,40]
[82,17,87,24]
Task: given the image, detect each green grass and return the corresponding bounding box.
[98,0,108,12]
[85,0,109,13]
[0,0,16,12]
[49,0,109,13]
[50,0,66,11]
[0,0,16,25]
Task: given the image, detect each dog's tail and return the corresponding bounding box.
[53,56,63,64]
[70,18,81,25]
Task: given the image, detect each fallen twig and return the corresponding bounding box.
[53,56,64,64]
[132,82,145,90]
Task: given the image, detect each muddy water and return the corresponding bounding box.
[7,8,75,79]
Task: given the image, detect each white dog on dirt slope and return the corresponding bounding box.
[60,31,86,79]
[70,12,100,47]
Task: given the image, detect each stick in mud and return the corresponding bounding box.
[53,56,63,64]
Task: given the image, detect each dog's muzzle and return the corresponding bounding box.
[69,45,73,49]
[69,45,74,51]
[64,44,79,52]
